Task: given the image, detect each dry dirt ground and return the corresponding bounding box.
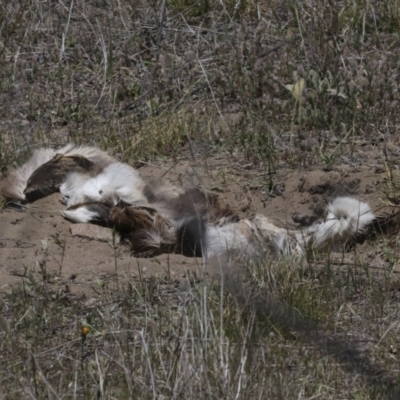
[0,149,395,295]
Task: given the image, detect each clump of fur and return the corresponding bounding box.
[195,196,375,260]
[62,162,146,207]
[108,186,239,257]
[0,144,114,202]
[0,144,376,261]
[110,203,176,257]
[143,184,239,223]
[304,197,375,252]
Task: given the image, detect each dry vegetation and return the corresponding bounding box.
[2,0,400,398]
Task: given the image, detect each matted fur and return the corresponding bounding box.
[0,144,115,201]
[146,186,239,224]
[143,179,185,202]
[63,201,112,223]
[0,144,376,261]
[24,154,96,201]
[305,197,375,252]
[197,196,375,259]
[125,196,375,259]
[61,162,146,211]
[110,203,176,256]
[108,191,238,257]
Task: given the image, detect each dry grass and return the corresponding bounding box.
[2,257,400,398]
[2,0,400,398]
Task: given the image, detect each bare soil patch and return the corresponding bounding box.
[0,153,394,293]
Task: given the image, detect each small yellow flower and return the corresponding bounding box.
[81,325,90,336]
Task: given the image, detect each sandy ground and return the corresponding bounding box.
[0,154,393,294]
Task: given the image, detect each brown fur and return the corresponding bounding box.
[24,154,97,201]
[0,144,115,202]
[143,179,185,203]
[125,228,176,257]
[148,185,239,224]
[0,144,377,260]
[110,203,176,256]
[109,187,239,257]
[110,204,162,233]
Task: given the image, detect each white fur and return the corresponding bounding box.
[204,220,260,258]
[0,143,147,223]
[65,163,146,207]
[0,144,376,261]
[60,172,92,205]
[0,144,115,201]
[202,197,375,260]
[308,197,375,250]
[63,206,103,223]
[62,163,148,222]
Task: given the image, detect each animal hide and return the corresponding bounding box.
[0,144,376,260]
